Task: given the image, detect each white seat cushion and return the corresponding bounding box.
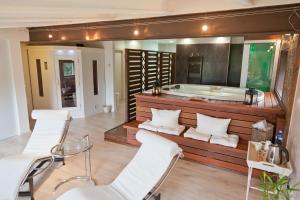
[22,120,66,157]
[32,110,70,120]
[138,120,185,136]
[57,185,127,200]
[138,120,158,132]
[112,130,181,200]
[58,130,181,200]
[0,155,36,200]
[184,127,211,142]
[196,113,231,137]
[150,108,181,128]
[210,134,239,148]
[157,125,185,136]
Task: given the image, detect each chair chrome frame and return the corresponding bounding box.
[18,118,72,200]
[143,151,184,200]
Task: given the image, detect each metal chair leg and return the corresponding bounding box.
[153,193,161,200]
[29,177,35,200]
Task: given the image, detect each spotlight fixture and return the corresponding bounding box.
[85,36,90,40]
[133,29,139,36]
[202,24,208,32]
[48,34,53,39]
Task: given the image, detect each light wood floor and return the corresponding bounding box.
[0,109,261,200]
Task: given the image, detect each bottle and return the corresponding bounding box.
[275,130,284,145]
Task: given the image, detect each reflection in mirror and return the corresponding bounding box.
[275,50,288,99]
[59,60,77,107]
[119,36,284,102]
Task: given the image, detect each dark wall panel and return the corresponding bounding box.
[227,44,244,87]
[175,44,230,85]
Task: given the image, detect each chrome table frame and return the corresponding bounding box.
[51,135,95,191]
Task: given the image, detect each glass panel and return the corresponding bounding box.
[59,60,76,107]
[246,43,275,92]
[92,60,98,95]
[36,59,44,97]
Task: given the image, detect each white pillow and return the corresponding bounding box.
[151,108,181,128]
[196,113,231,137]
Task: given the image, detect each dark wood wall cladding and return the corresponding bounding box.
[175,44,230,85]
[126,49,175,121]
[29,4,300,42]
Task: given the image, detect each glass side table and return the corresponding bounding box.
[51,135,95,191]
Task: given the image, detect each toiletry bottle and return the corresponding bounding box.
[275,130,284,145]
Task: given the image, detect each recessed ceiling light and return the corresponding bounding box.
[133,29,139,36]
[61,36,66,40]
[85,36,90,40]
[202,24,208,32]
[48,34,53,39]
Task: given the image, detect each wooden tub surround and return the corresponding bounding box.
[123,93,285,175]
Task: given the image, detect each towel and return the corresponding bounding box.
[210,134,239,148]
[138,120,185,136]
[138,120,158,132]
[184,127,211,142]
[158,125,185,136]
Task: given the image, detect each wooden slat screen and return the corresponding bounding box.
[126,48,176,121]
[126,49,143,121]
[145,51,159,90]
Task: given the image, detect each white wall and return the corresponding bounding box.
[287,68,300,199]
[81,47,106,116]
[0,28,30,139]
[103,41,116,112]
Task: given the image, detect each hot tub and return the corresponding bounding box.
[157,84,264,102]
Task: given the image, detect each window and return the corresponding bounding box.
[93,60,98,95]
[36,59,44,97]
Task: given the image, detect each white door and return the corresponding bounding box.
[81,48,106,116]
[54,54,83,117]
[28,48,58,109]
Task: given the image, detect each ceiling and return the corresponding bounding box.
[0,0,299,28]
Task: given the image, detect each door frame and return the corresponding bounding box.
[54,51,83,117]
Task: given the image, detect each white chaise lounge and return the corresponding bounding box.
[0,110,71,200]
[57,129,183,200]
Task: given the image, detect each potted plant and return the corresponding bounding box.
[258,172,300,200]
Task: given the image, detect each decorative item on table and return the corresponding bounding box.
[251,119,274,142]
[244,87,258,105]
[267,144,289,165]
[151,79,161,96]
[258,140,272,162]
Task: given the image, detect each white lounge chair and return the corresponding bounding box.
[0,110,71,200]
[57,129,183,200]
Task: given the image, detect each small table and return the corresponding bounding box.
[246,141,292,200]
[51,135,95,191]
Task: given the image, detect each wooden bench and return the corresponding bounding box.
[123,93,285,175]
